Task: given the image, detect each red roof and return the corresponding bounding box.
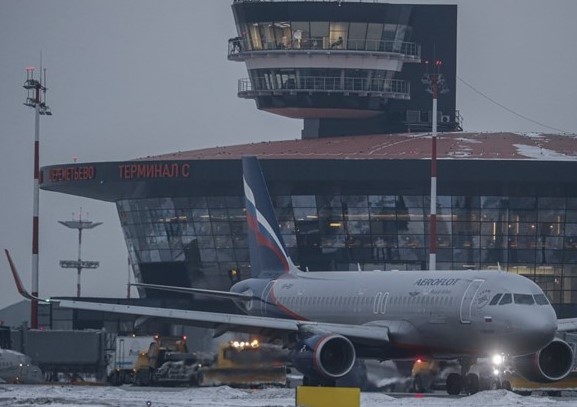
[138,132,577,161]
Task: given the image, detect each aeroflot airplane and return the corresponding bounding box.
[0,347,43,384]
[6,156,577,394]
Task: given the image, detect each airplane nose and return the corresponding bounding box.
[517,311,556,353]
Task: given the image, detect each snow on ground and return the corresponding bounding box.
[0,386,576,407]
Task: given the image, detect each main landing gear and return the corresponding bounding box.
[446,358,480,395]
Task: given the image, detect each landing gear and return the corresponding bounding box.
[465,373,480,394]
[445,358,480,395]
[446,373,462,395]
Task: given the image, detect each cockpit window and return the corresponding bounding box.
[513,293,535,305]
[534,294,550,305]
[499,293,512,305]
[489,293,502,306]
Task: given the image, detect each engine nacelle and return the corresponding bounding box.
[291,334,356,382]
[513,338,574,383]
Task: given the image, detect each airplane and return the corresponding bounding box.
[0,347,43,384]
[5,156,577,394]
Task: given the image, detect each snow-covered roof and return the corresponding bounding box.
[139,132,577,162]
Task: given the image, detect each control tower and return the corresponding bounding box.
[228,1,460,138]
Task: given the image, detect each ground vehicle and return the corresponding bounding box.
[198,339,288,388]
[107,335,155,385]
[502,371,577,396]
[132,335,204,386]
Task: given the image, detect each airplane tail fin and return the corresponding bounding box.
[242,156,298,278]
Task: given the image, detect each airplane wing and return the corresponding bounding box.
[557,318,577,332]
[4,249,389,345]
[55,299,389,344]
[130,282,254,302]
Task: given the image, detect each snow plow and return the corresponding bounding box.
[198,339,288,388]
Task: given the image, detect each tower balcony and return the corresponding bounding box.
[238,76,410,100]
[228,37,421,63]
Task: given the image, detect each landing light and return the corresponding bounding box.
[493,368,500,376]
[491,354,504,366]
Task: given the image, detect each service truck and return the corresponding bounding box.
[107,335,155,385]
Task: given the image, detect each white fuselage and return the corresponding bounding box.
[0,349,43,384]
[237,269,557,360]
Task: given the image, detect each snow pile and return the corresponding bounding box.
[459,390,562,406]
[1,385,577,407]
[454,137,482,144]
[514,144,577,160]
[513,133,545,139]
[245,388,295,399]
[361,391,396,405]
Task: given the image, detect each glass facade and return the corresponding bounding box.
[236,21,417,56]
[228,2,458,135]
[245,68,409,96]
[118,194,577,305]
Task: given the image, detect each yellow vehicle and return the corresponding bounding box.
[411,359,441,392]
[502,371,577,396]
[198,339,288,388]
[133,335,199,386]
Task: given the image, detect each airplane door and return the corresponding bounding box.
[261,281,275,316]
[460,279,484,324]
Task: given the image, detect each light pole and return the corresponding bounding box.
[23,66,52,329]
[59,211,102,297]
[422,59,448,271]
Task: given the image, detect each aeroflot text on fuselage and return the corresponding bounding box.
[414,278,460,286]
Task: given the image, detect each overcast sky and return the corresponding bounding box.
[1,0,576,311]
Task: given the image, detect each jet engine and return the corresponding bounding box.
[513,338,574,382]
[291,333,356,383]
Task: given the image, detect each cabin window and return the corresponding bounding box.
[534,294,550,305]
[514,293,535,305]
[499,293,513,305]
[489,293,502,305]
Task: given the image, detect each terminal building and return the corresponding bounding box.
[41,133,577,318]
[34,1,577,331]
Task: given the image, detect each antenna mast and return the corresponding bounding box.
[422,57,448,271]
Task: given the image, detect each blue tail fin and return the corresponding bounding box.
[242,156,297,278]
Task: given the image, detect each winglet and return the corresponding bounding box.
[4,249,47,302]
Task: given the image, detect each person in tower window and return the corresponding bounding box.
[331,36,343,49]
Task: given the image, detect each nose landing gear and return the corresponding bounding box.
[446,358,481,395]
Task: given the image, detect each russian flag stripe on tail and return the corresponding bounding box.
[242,156,297,278]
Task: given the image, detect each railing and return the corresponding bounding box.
[238,76,410,99]
[233,1,398,3]
[228,37,420,59]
